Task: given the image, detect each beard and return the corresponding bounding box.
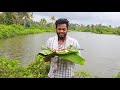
[57,33,67,40]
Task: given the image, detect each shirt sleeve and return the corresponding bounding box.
[46,38,51,48]
[75,40,81,56]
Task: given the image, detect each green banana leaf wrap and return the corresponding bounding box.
[37,45,85,65]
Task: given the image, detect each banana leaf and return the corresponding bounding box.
[38,45,85,65]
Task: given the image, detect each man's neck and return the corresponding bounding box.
[58,37,66,45]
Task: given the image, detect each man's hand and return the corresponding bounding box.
[44,49,60,62]
[52,49,62,53]
[44,56,52,62]
[44,49,56,62]
[52,49,56,53]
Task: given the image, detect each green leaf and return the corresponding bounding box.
[57,53,85,65]
[67,45,79,52]
[38,45,85,65]
[38,49,52,56]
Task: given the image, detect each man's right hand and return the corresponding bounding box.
[52,49,56,53]
[44,56,52,62]
[44,49,58,62]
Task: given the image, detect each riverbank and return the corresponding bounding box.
[72,27,120,36]
[0,55,49,78]
[1,55,120,78]
[1,24,120,39]
[0,24,53,39]
[0,55,98,78]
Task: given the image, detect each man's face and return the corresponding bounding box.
[56,24,68,40]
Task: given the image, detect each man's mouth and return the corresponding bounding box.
[59,33,64,35]
[59,34,64,36]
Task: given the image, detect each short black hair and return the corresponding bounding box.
[55,18,69,29]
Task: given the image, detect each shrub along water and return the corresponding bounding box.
[1,23,120,39]
[0,55,50,78]
[0,24,53,39]
[0,55,95,78]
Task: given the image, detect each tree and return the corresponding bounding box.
[50,16,56,28]
[39,18,47,26]
[3,12,15,25]
[47,23,53,27]
[42,18,47,26]
[0,12,33,26]
[21,12,33,27]
[0,12,5,24]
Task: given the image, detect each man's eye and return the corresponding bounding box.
[62,29,66,31]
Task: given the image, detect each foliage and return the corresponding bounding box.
[0,12,33,26]
[113,72,120,78]
[74,69,98,78]
[0,24,53,39]
[0,55,49,78]
[38,45,85,65]
[1,12,120,39]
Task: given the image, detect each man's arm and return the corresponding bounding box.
[43,38,55,62]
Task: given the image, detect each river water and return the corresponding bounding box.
[0,32,120,78]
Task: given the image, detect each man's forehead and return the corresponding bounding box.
[57,24,67,27]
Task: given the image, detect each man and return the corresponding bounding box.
[44,18,81,78]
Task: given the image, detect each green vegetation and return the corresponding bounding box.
[0,12,56,39]
[70,24,120,35]
[1,12,120,78]
[1,12,120,39]
[113,72,120,78]
[74,69,99,78]
[0,55,50,78]
[0,24,53,39]
[38,45,85,65]
[0,55,96,78]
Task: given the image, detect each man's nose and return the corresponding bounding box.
[60,30,64,32]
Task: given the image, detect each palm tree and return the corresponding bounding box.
[0,12,33,26]
[39,18,47,26]
[50,16,56,28]
[39,19,43,26]
[22,12,33,27]
[51,16,56,22]
[43,18,47,25]
[14,12,33,26]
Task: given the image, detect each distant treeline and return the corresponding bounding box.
[0,12,120,39]
[71,24,120,35]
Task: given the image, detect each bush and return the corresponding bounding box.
[0,55,50,78]
[74,69,98,78]
[0,24,53,39]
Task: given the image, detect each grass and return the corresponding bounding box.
[74,69,99,78]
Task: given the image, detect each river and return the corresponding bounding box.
[0,32,120,78]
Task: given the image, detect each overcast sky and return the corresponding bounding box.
[33,12,120,27]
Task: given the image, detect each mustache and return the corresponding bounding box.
[57,32,67,37]
[59,33,65,34]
